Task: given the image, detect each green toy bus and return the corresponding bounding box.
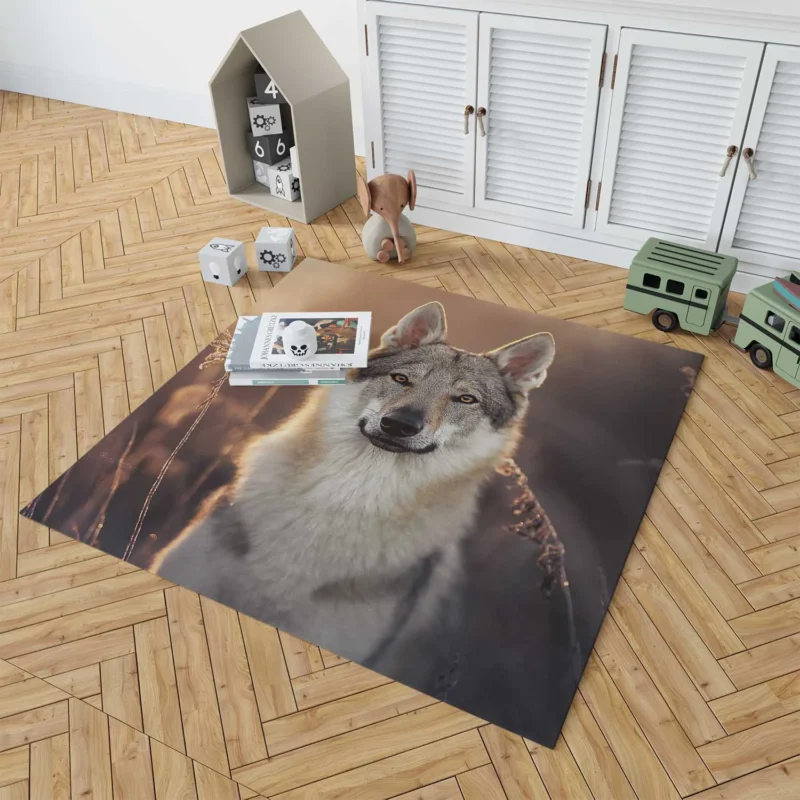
[624,238,800,390]
[624,238,738,335]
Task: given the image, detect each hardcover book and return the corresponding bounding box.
[249,312,371,370]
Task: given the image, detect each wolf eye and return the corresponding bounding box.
[391,373,409,385]
[456,394,478,404]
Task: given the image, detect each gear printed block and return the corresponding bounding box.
[198,237,246,286]
[247,97,291,137]
[255,226,296,273]
[267,158,300,201]
[247,129,294,166]
[254,71,288,105]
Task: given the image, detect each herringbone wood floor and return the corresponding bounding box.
[0,92,799,800]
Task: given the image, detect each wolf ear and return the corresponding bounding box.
[381,302,447,349]
[489,332,555,393]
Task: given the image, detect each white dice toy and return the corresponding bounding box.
[255,227,296,272]
[198,238,246,286]
[247,97,290,137]
[253,160,270,190]
[267,158,300,201]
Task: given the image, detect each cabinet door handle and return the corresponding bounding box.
[476,107,486,137]
[719,145,737,177]
[464,105,474,135]
[743,147,757,180]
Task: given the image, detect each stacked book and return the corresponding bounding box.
[225,313,372,386]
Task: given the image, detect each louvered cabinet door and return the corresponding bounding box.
[719,45,800,271]
[596,30,764,248]
[364,1,478,208]
[474,15,607,228]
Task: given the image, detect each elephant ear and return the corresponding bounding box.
[356,172,372,217]
[407,170,417,210]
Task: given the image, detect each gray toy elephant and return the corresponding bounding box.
[357,170,417,263]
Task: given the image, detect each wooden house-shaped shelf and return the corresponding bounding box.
[210,11,355,223]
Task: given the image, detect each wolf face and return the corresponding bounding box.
[349,302,555,456]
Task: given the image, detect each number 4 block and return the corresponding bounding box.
[247,129,294,166]
[254,72,287,104]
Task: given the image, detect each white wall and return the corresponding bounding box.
[0,0,365,154]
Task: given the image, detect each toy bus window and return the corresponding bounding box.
[696,289,709,300]
[790,327,800,346]
[643,273,660,289]
[766,311,786,333]
[666,279,685,295]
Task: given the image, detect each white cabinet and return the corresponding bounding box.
[364,1,478,208]
[364,3,606,223]
[595,29,764,248]
[719,44,800,271]
[474,15,606,227]
[360,0,800,287]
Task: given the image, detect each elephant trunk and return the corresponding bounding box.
[387,217,405,264]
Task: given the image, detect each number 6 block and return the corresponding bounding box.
[247,129,295,166]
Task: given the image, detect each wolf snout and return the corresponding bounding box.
[380,407,424,438]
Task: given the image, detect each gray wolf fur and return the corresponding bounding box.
[155,302,555,664]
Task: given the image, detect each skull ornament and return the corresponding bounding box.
[281,320,317,359]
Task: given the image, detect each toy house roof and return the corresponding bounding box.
[210,10,348,107]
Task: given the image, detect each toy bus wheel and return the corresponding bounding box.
[749,344,773,370]
[652,309,679,332]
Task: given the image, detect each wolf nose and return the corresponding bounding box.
[380,408,424,438]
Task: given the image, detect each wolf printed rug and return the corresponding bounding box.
[23,259,702,748]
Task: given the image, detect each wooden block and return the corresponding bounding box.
[457,764,507,800]
[0,432,20,581]
[527,735,594,800]
[609,577,726,746]
[134,616,185,753]
[292,661,390,710]
[278,631,323,678]
[74,367,104,456]
[17,407,50,551]
[109,716,156,800]
[593,616,715,795]
[102,653,144,731]
[0,590,165,660]
[122,329,154,410]
[165,587,229,774]
[233,703,482,796]
[150,738,198,800]
[70,698,113,799]
[0,747,28,789]
[11,626,135,678]
[249,730,486,800]
[193,763,239,800]
[263,680,431,756]
[200,597,267,768]
[635,517,745,657]
[49,664,101,699]
[698,709,800,783]
[480,725,549,800]
[0,702,68,751]
[0,677,67,719]
[238,615,296,723]
[622,548,735,699]
[30,733,70,800]
[579,654,680,800]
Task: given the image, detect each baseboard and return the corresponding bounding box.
[0,62,366,156]
[408,205,776,296]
